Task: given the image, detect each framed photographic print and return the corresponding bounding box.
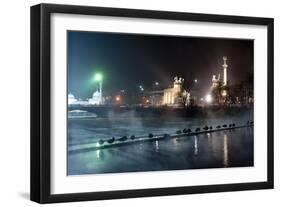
[30,3,274,203]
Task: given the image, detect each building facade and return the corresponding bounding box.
[88,90,102,105]
[163,77,189,106]
[68,93,78,105]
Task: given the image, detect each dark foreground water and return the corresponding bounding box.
[67,113,253,175]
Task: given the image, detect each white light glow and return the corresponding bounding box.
[205,94,212,103]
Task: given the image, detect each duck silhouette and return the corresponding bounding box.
[209,126,213,130]
[176,130,182,134]
[148,133,154,138]
[130,135,136,140]
[163,133,170,139]
[195,128,200,132]
[203,126,209,130]
[98,139,104,145]
[222,124,227,128]
[216,125,221,129]
[119,136,127,141]
[107,137,115,144]
[183,128,188,133]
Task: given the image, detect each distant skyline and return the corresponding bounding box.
[67,31,253,99]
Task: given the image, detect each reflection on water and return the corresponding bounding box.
[68,127,253,175]
[155,140,159,153]
[194,136,198,156]
[96,150,100,160]
[223,133,229,167]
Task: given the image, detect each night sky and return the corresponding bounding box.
[67,31,253,99]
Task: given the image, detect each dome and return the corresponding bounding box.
[68,93,75,99]
[92,91,101,97]
[68,93,78,105]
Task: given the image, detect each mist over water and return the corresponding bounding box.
[67,108,253,175]
[68,109,253,145]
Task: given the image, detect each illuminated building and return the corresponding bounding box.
[88,90,102,105]
[211,74,220,89]
[163,77,189,106]
[68,93,78,105]
[149,90,163,106]
[68,93,90,105]
[93,73,103,105]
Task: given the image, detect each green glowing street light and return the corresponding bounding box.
[94,73,103,81]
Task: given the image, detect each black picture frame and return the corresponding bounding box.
[30,3,274,204]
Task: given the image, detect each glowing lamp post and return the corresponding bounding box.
[221,90,227,97]
[115,95,121,104]
[139,85,144,92]
[94,73,103,104]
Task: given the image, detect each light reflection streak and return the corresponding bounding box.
[194,136,198,155]
[155,140,159,152]
[223,133,229,167]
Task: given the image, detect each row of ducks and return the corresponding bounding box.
[247,121,254,125]
[98,121,253,146]
[176,123,236,135]
[99,133,169,145]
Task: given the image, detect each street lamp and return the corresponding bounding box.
[115,95,121,102]
[221,90,227,97]
[94,73,103,82]
[139,85,144,92]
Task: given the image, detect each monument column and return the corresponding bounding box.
[222,56,228,86]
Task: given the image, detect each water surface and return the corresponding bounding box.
[68,115,253,175]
